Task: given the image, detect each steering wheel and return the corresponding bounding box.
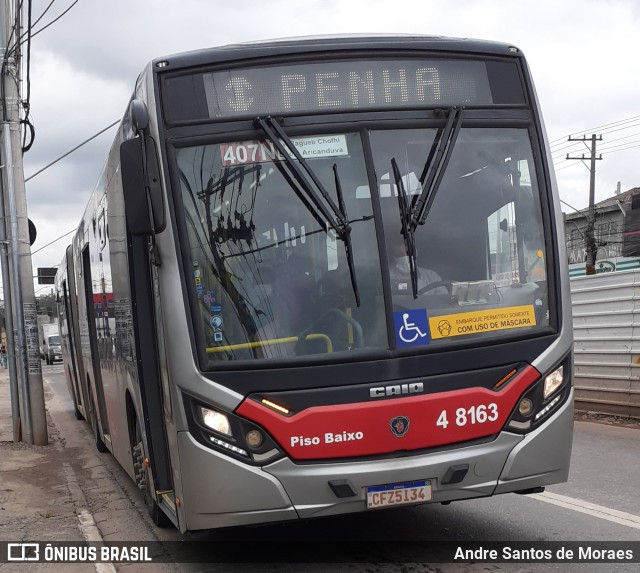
[416,280,453,296]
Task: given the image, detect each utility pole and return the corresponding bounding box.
[1,0,47,445]
[567,134,603,275]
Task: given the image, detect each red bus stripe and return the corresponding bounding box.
[236,366,540,460]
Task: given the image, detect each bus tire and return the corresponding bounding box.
[72,392,84,421]
[68,368,85,421]
[88,384,108,453]
[133,421,171,527]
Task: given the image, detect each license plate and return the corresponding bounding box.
[366,480,432,509]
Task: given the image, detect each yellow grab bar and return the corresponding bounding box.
[206,333,333,354]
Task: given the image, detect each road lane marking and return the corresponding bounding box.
[532,491,640,530]
[63,463,117,573]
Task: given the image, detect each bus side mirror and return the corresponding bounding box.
[120,136,165,236]
[129,99,149,132]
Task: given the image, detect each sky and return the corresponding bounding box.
[14,0,640,297]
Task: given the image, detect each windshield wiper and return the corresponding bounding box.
[254,116,360,306]
[411,106,464,229]
[389,108,463,298]
[255,117,348,235]
[333,164,360,306]
[389,107,463,298]
[391,158,419,298]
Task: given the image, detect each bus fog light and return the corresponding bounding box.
[518,398,533,417]
[246,430,263,449]
[543,366,564,399]
[200,407,232,436]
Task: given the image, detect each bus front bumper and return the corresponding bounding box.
[176,390,572,530]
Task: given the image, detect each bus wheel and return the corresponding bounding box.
[72,392,84,421]
[133,422,171,527]
[69,369,84,421]
[88,388,108,453]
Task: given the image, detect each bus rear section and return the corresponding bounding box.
[63,35,573,532]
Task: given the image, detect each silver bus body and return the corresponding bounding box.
[56,35,573,532]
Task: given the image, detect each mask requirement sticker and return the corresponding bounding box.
[429,305,537,340]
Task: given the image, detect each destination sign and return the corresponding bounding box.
[163,59,524,122]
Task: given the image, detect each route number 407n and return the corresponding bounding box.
[436,403,499,429]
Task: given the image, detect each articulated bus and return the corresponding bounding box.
[56,35,573,532]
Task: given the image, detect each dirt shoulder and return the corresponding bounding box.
[574,410,640,430]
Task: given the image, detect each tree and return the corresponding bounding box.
[36,294,57,320]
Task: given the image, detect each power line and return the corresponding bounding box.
[555,140,640,162]
[31,228,75,254]
[16,1,84,157]
[599,131,640,146]
[598,138,640,153]
[560,199,589,216]
[551,140,585,155]
[554,162,576,171]
[549,115,640,146]
[18,0,80,45]
[554,161,585,172]
[551,126,640,159]
[3,0,23,58]
[597,121,640,137]
[552,132,640,156]
[32,1,56,29]
[24,119,119,182]
[553,122,640,153]
[585,116,640,135]
[553,132,640,166]
[551,141,594,160]
[22,0,33,153]
[600,142,640,156]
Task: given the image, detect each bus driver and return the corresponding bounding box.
[388,235,446,295]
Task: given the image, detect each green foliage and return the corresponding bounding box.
[36,294,57,319]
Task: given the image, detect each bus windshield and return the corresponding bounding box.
[177,126,550,365]
[177,132,385,362]
[370,127,549,346]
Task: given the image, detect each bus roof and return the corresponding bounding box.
[149,34,523,73]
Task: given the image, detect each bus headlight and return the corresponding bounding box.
[184,394,283,466]
[543,366,564,399]
[200,407,232,436]
[506,358,571,433]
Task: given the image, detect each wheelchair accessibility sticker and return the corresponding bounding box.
[394,309,431,347]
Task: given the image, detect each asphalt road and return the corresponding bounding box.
[42,364,640,573]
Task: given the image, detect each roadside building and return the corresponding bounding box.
[564,186,640,277]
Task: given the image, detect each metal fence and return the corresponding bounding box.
[570,270,640,419]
